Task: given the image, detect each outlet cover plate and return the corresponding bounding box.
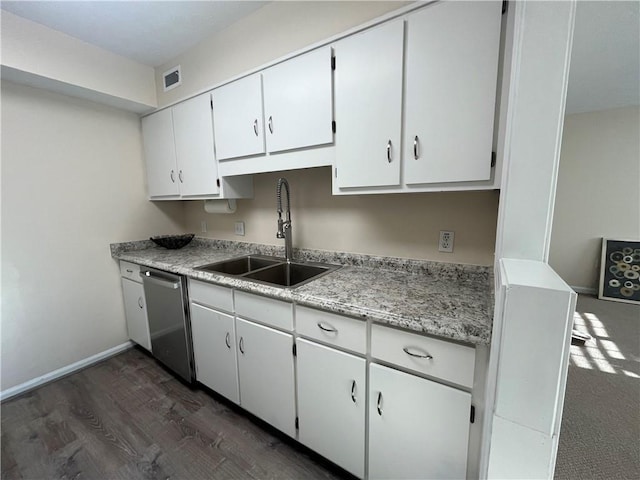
[439,231,454,253]
[234,221,245,236]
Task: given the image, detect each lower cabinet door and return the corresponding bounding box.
[121,278,151,351]
[297,339,366,478]
[190,303,239,404]
[369,363,471,480]
[236,318,296,437]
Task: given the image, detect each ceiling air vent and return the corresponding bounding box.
[163,65,181,92]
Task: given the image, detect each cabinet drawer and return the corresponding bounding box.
[296,306,366,354]
[120,261,141,282]
[189,280,233,313]
[235,291,293,331]
[371,324,475,388]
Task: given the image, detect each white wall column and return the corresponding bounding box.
[483,1,577,478]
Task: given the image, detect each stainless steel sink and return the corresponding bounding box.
[243,262,336,288]
[194,255,339,289]
[195,255,280,275]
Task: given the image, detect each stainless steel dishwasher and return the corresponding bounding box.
[140,268,194,383]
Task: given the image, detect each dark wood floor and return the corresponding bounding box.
[1,348,347,480]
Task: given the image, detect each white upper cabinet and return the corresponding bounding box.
[263,46,334,154]
[172,93,220,197]
[212,73,265,160]
[142,108,179,198]
[403,0,502,184]
[334,20,404,189]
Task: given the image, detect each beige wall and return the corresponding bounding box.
[1,11,156,108]
[549,106,640,290]
[156,1,409,107]
[187,168,499,265]
[1,81,185,392]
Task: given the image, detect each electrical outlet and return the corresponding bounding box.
[234,221,245,236]
[439,231,454,253]
[201,221,207,233]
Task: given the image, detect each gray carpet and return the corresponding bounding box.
[555,294,640,479]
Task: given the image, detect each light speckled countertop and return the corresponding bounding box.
[111,238,494,345]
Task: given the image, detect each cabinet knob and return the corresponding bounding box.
[225,332,231,349]
[402,346,433,360]
[387,140,393,163]
[268,116,273,134]
[413,135,420,160]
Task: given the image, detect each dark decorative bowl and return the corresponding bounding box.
[150,233,195,249]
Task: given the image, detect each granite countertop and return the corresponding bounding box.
[111,238,494,345]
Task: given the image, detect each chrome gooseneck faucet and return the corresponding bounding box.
[276,177,293,262]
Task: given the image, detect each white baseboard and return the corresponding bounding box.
[0,341,133,402]
[570,286,597,295]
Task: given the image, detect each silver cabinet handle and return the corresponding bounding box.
[225,332,231,349]
[413,135,420,160]
[377,392,383,416]
[387,140,392,163]
[268,116,273,134]
[126,269,133,273]
[239,337,245,354]
[137,297,143,309]
[178,170,183,183]
[170,170,175,183]
[351,380,357,403]
[317,322,337,333]
[253,119,258,136]
[403,346,433,360]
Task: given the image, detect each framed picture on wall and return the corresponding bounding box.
[598,238,640,304]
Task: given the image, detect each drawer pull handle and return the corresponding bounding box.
[351,380,357,403]
[403,346,433,360]
[376,392,383,416]
[317,322,337,333]
[239,337,245,354]
[253,119,259,136]
[126,269,133,273]
[413,135,420,160]
[170,170,175,183]
[225,332,231,349]
[178,170,184,183]
[268,116,273,134]
[137,297,143,309]
[386,140,393,163]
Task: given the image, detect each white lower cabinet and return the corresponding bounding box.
[121,275,151,352]
[236,317,296,438]
[297,338,366,478]
[368,363,471,480]
[190,303,239,404]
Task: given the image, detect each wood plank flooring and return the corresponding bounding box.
[1,348,350,480]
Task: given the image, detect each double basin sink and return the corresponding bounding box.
[195,255,340,289]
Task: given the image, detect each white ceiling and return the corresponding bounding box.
[0,1,268,67]
[1,0,638,114]
[565,1,640,114]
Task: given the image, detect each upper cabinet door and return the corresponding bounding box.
[172,93,220,197]
[212,73,265,160]
[403,1,502,185]
[141,109,179,198]
[334,20,404,189]
[262,46,333,154]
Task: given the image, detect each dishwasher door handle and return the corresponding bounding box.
[140,271,180,289]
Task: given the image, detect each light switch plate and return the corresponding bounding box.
[234,221,245,236]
